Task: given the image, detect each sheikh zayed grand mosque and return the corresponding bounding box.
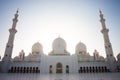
[0,10,120,80]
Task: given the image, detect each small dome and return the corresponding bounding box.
[117,53,120,61]
[32,42,43,54]
[75,42,87,54]
[52,37,66,50]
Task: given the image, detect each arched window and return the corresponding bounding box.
[33,67,35,73]
[36,67,38,73]
[86,67,88,72]
[14,67,16,73]
[24,67,26,73]
[89,67,91,73]
[80,67,82,73]
[92,67,94,73]
[83,67,85,73]
[66,65,69,73]
[102,66,104,72]
[98,67,101,72]
[11,67,13,73]
[49,65,52,74]
[17,67,19,73]
[56,63,62,73]
[95,67,98,73]
[30,67,32,73]
[20,67,22,73]
[27,67,29,73]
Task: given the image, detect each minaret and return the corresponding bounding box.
[99,10,116,71]
[2,10,19,72]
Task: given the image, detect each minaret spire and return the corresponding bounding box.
[12,9,18,29]
[99,10,116,70]
[2,9,19,72]
[99,10,106,29]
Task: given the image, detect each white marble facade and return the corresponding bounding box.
[4,36,120,74]
[0,10,120,74]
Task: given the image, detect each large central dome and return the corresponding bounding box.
[52,37,66,50]
[49,37,70,55]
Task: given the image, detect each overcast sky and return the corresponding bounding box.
[0,0,120,59]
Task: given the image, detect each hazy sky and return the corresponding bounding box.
[0,0,120,59]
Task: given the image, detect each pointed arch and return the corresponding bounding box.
[49,65,53,73]
[56,62,62,73]
[66,65,69,73]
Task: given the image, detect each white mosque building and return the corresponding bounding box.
[0,10,120,74]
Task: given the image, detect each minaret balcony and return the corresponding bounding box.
[9,28,17,33]
[101,28,109,33]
